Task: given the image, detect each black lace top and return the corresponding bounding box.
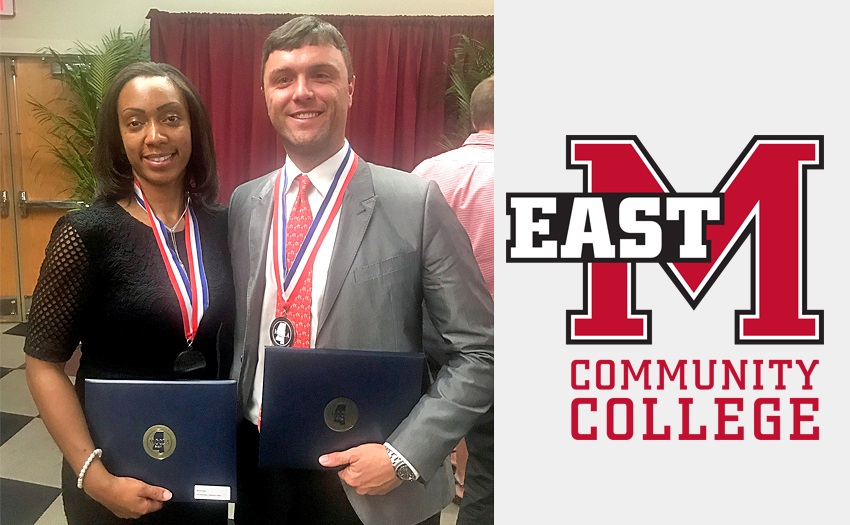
[24,199,235,401]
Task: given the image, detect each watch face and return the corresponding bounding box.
[396,464,416,482]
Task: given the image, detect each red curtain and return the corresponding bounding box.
[147,10,493,203]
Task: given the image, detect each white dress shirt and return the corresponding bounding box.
[247,143,348,425]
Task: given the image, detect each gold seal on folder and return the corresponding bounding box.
[143,425,177,460]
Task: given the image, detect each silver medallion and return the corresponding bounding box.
[270,316,296,347]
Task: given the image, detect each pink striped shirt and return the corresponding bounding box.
[413,133,494,296]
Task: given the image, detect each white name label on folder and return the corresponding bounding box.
[194,485,231,501]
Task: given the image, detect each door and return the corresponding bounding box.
[0,55,79,322]
[0,58,20,320]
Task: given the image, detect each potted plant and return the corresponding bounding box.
[441,34,495,150]
[29,27,150,204]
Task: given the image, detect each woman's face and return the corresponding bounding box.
[117,75,192,193]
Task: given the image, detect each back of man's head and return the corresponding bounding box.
[470,75,494,133]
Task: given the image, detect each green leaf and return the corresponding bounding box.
[440,34,494,151]
[29,26,150,204]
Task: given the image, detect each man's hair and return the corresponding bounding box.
[470,75,495,132]
[261,15,354,82]
[93,61,220,209]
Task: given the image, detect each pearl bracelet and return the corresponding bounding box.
[77,448,102,489]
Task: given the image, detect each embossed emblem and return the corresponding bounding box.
[323,397,358,432]
[143,425,177,460]
[270,317,295,347]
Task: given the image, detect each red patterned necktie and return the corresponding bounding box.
[280,174,313,348]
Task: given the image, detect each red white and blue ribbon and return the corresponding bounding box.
[133,181,209,344]
[272,145,359,309]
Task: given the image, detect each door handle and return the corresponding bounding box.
[18,191,86,218]
[1,190,8,218]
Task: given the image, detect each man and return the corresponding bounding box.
[413,75,495,525]
[413,75,494,298]
[228,15,494,525]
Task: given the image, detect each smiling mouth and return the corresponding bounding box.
[145,153,176,165]
[291,111,320,120]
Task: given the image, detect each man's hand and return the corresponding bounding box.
[319,443,403,495]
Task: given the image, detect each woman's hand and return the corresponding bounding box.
[83,462,172,519]
[26,357,171,518]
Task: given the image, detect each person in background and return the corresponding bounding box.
[413,74,495,525]
[24,62,233,524]
[228,15,494,525]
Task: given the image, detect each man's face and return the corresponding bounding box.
[263,45,354,170]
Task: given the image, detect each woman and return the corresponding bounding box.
[24,62,233,524]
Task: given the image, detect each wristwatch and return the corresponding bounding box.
[385,445,417,481]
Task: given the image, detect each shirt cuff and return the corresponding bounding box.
[383,442,421,481]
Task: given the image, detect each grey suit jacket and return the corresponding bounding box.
[228,159,494,525]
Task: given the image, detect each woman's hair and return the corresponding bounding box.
[93,61,219,209]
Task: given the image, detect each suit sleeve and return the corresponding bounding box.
[387,180,494,481]
[227,182,254,386]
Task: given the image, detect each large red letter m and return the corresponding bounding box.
[567,136,823,344]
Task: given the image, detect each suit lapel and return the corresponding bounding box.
[246,173,277,338]
[318,162,376,334]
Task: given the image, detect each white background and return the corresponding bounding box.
[496,1,849,522]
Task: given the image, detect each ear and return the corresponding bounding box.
[348,75,356,107]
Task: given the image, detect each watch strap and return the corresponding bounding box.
[384,444,418,481]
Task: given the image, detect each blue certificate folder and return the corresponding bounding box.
[258,347,427,469]
[84,379,237,502]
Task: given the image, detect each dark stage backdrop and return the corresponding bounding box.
[148,10,493,203]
